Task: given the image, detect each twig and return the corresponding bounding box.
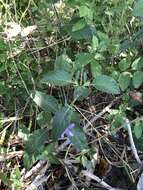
[67,184,76,190]
[84,96,121,130]
[57,139,70,152]
[0,150,23,162]
[125,118,141,165]
[82,171,124,190]
[28,37,70,54]
[23,160,48,180]
[25,174,49,190]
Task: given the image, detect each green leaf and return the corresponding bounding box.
[118,72,131,91]
[52,109,68,140]
[132,71,143,88]
[134,121,143,139]
[72,19,86,32]
[23,153,36,170]
[31,91,59,113]
[110,113,125,134]
[90,61,102,77]
[54,54,73,72]
[63,17,96,40]
[71,24,96,40]
[74,86,89,101]
[132,58,143,70]
[79,6,89,17]
[133,28,143,48]
[119,39,132,53]
[97,31,110,51]
[18,124,29,141]
[79,5,93,20]
[92,35,99,50]
[52,107,80,140]
[111,71,120,81]
[25,128,48,155]
[0,172,10,186]
[92,75,120,94]
[75,53,92,70]
[41,70,73,86]
[118,58,131,71]
[81,155,93,170]
[0,81,6,95]
[10,167,22,190]
[133,0,143,17]
[69,126,88,150]
[37,144,60,164]
[36,111,52,127]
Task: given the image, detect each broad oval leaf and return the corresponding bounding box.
[92,75,120,94]
[75,53,92,70]
[52,107,80,140]
[118,58,131,71]
[90,61,102,78]
[71,24,96,40]
[52,109,69,140]
[134,121,143,139]
[118,72,131,91]
[54,54,73,72]
[69,127,88,150]
[25,128,48,155]
[132,71,143,88]
[31,90,59,113]
[41,70,73,86]
[132,58,143,70]
[72,19,86,32]
[119,39,132,53]
[79,5,93,20]
[133,0,143,17]
[36,111,52,126]
[62,17,96,40]
[74,86,89,101]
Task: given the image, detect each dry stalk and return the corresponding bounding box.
[82,170,124,190]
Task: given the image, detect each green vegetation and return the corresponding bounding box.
[1,0,143,189]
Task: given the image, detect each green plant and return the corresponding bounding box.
[1,0,143,189]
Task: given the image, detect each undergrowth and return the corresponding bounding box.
[1,0,143,189]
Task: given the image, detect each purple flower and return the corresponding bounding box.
[61,123,75,138]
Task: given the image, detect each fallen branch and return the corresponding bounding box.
[125,118,141,165]
[82,170,124,190]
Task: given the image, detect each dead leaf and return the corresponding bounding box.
[21,25,37,37]
[4,22,37,40]
[4,22,21,39]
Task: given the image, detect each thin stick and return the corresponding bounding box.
[23,160,48,180]
[125,118,141,165]
[82,171,124,190]
[25,174,49,190]
[0,150,23,162]
[84,96,120,130]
